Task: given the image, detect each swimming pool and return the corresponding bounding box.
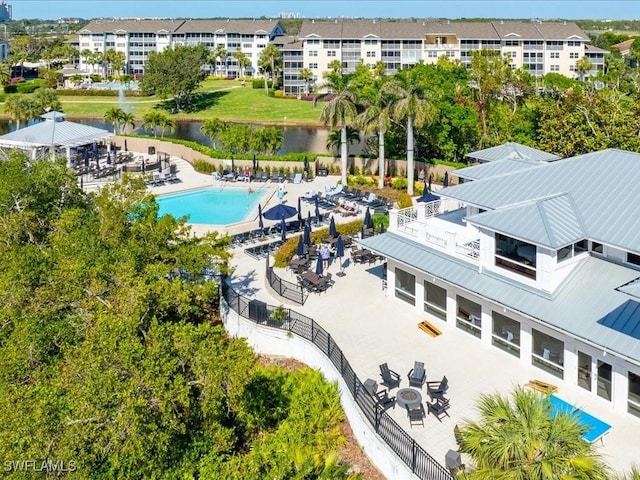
[157,187,266,225]
[549,395,611,443]
[91,81,139,90]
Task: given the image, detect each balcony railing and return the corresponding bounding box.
[391,201,480,263]
[424,43,458,50]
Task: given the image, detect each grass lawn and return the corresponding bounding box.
[50,79,324,126]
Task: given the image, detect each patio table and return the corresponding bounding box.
[300,271,329,292]
[396,388,422,410]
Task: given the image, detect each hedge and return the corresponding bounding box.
[54,88,150,97]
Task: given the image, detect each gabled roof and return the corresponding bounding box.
[466,142,561,163]
[361,232,640,365]
[441,149,640,252]
[455,157,542,181]
[467,193,587,248]
[80,19,184,34]
[173,19,281,35]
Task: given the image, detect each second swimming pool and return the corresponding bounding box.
[157,186,266,225]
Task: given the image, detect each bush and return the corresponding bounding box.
[16,78,47,94]
[299,94,317,101]
[391,177,408,190]
[252,79,274,89]
[3,84,16,93]
[54,89,149,97]
[192,159,217,174]
[397,192,412,209]
[90,75,103,83]
[348,175,375,187]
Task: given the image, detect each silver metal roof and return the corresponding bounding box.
[442,149,640,252]
[467,193,586,248]
[617,278,640,302]
[0,116,112,149]
[465,142,561,163]
[361,232,640,365]
[455,157,542,181]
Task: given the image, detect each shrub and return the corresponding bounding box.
[391,177,408,190]
[54,89,149,97]
[397,192,412,209]
[3,84,16,93]
[299,94,317,101]
[274,90,283,98]
[192,159,217,174]
[349,175,375,186]
[16,78,46,94]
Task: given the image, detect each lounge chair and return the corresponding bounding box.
[428,398,450,421]
[326,184,344,198]
[361,192,377,203]
[426,375,448,400]
[379,363,401,389]
[408,361,427,388]
[407,403,426,427]
[293,173,303,184]
[260,171,269,182]
[376,389,396,410]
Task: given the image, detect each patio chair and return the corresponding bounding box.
[375,389,396,411]
[408,361,427,388]
[293,173,303,184]
[260,171,269,182]
[426,375,448,400]
[428,398,450,422]
[407,403,426,427]
[379,363,401,389]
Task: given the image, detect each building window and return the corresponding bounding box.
[424,281,446,320]
[395,268,415,305]
[578,351,592,391]
[308,63,318,69]
[307,39,320,45]
[550,52,559,59]
[629,371,640,418]
[428,51,437,58]
[550,65,560,72]
[597,360,612,401]
[569,52,579,59]
[327,50,336,57]
[591,242,603,254]
[628,252,640,266]
[309,50,318,57]
[531,329,564,378]
[456,295,481,338]
[495,233,537,280]
[504,40,519,46]
[364,39,378,45]
[569,65,577,72]
[568,41,581,47]
[366,51,375,57]
[492,312,520,357]
[557,239,587,263]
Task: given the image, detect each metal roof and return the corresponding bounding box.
[467,193,586,248]
[360,232,640,365]
[0,114,112,148]
[465,142,561,163]
[441,149,640,252]
[455,157,542,181]
[617,278,640,302]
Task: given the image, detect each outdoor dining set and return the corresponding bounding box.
[363,362,451,428]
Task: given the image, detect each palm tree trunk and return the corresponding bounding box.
[340,120,348,186]
[407,117,414,196]
[378,125,385,190]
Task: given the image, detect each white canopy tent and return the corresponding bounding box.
[0,111,113,165]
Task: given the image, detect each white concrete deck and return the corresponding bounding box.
[87,155,639,475]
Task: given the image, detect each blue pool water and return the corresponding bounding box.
[157,187,266,225]
[549,395,611,443]
[91,81,139,90]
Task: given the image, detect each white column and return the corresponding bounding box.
[480,308,492,346]
[415,275,424,314]
[611,362,628,414]
[446,290,456,326]
[66,147,72,167]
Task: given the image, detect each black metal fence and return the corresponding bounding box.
[221,283,452,480]
[266,264,308,305]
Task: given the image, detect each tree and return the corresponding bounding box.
[328,59,343,74]
[313,71,360,186]
[457,387,610,479]
[212,44,228,77]
[258,44,281,96]
[201,117,228,149]
[326,126,360,154]
[298,67,313,95]
[33,88,62,112]
[382,69,436,195]
[142,111,175,138]
[139,45,208,112]
[576,56,594,81]
[0,61,10,87]
[103,107,136,134]
[3,94,41,129]
[80,48,92,73]
[232,51,251,78]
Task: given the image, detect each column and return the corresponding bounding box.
[66,146,72,168]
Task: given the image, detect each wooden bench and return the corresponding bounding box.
[526,379,558,394]
[418,320,442,338]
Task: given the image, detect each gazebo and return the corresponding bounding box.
[0,111,113,166]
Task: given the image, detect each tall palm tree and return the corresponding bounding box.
[313,71,359,186]
[232,51,250,78]
[212,45,227,77]
[142,111,174,138]
[326,126,360,155]
[258,44,281,96]
[120,112,136,133]
[356,77,391,189]
[104,107,125,133]
[457,387,610,480]
[298,67,313,95]
[201,117,228,150]
[0,61,11,87]
[382,70,436,195]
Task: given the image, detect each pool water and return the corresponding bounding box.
[157,187,266,225]
[549,394,611,443]
[91,81,139,90]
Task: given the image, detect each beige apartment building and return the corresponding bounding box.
[282,19,607,95]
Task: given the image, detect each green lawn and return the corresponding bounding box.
[53,79,324,126]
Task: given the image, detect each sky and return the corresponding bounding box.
[8,0,640,21]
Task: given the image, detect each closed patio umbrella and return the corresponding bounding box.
[329,216,337,237]
[258,204,264,230]
[93,142,98,160]
[95,154,100,170]
[361,224,365,239]
[303,156,309,175]
[303,223,311,246]
[106,152,112,165]
[124,139,128,151]
[428,173,433,192]
[443,171,449,188]
[142,158,146,173]
[335,235,345,276]
[315,254,323,275]
[252,153,257,172]
[83,148,89,167]
[297,196,303,224]
[157,153,162,172]
[280,218,287,242]
[364,207,373,229]
[296,235,304,257]
[314,196,321,224]
[306,211,312,229]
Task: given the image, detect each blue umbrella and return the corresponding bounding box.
[314,196,321,223]
[443,171,449,188]
[280,218,287,242]
[142,158,146,173]
[83,148,89,167]
[297,196,303,223]
[106,152,112,165]
[428,173,433,192]
[360,224,366,239]
[303,223,311,246]
[329,216,337,237]
[335,235,345,275]
[158,154,162,172]
[364,207,373,229]
[303,155,309,174]
[416,191,440,203]
[93,142,98,160]
[263,203,298,221]
[306,211,312,228]
[252,153,257,172]
[315,254,323,275]
[258,204,264,230]
[296,235,304,257]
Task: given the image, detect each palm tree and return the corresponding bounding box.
[457,387,610,480]
[382,69,436,195]
[232,51,250,78]
[326,126,360,154]
[0,61,11,87]
[258,44,281,96]
[355,77,391,189]
[4,94,41,129]
[104,107,125,133]
[313,71,359,186]
[201,117,228,149]
[120,112,136,133]
[142,111,174,138]
[298,67,313,95]
[328,59,343,74]
[80,49,92,73]
[212,45,227,77]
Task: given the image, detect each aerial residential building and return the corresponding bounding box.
[283,19,604,96]
[360,146,640,419]
[77,18,284,76]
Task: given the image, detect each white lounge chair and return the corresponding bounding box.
[293,173,303,184]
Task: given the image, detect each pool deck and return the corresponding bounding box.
[86,154,640,475]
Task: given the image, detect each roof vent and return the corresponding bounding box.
[447,19,450,24]
[500,19,504,24]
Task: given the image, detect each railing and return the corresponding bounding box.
[221,283,453,480]
[266,264,308,305]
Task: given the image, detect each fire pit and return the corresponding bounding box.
[396,388,422,410]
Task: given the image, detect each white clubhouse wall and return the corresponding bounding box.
[221,301,419,480]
